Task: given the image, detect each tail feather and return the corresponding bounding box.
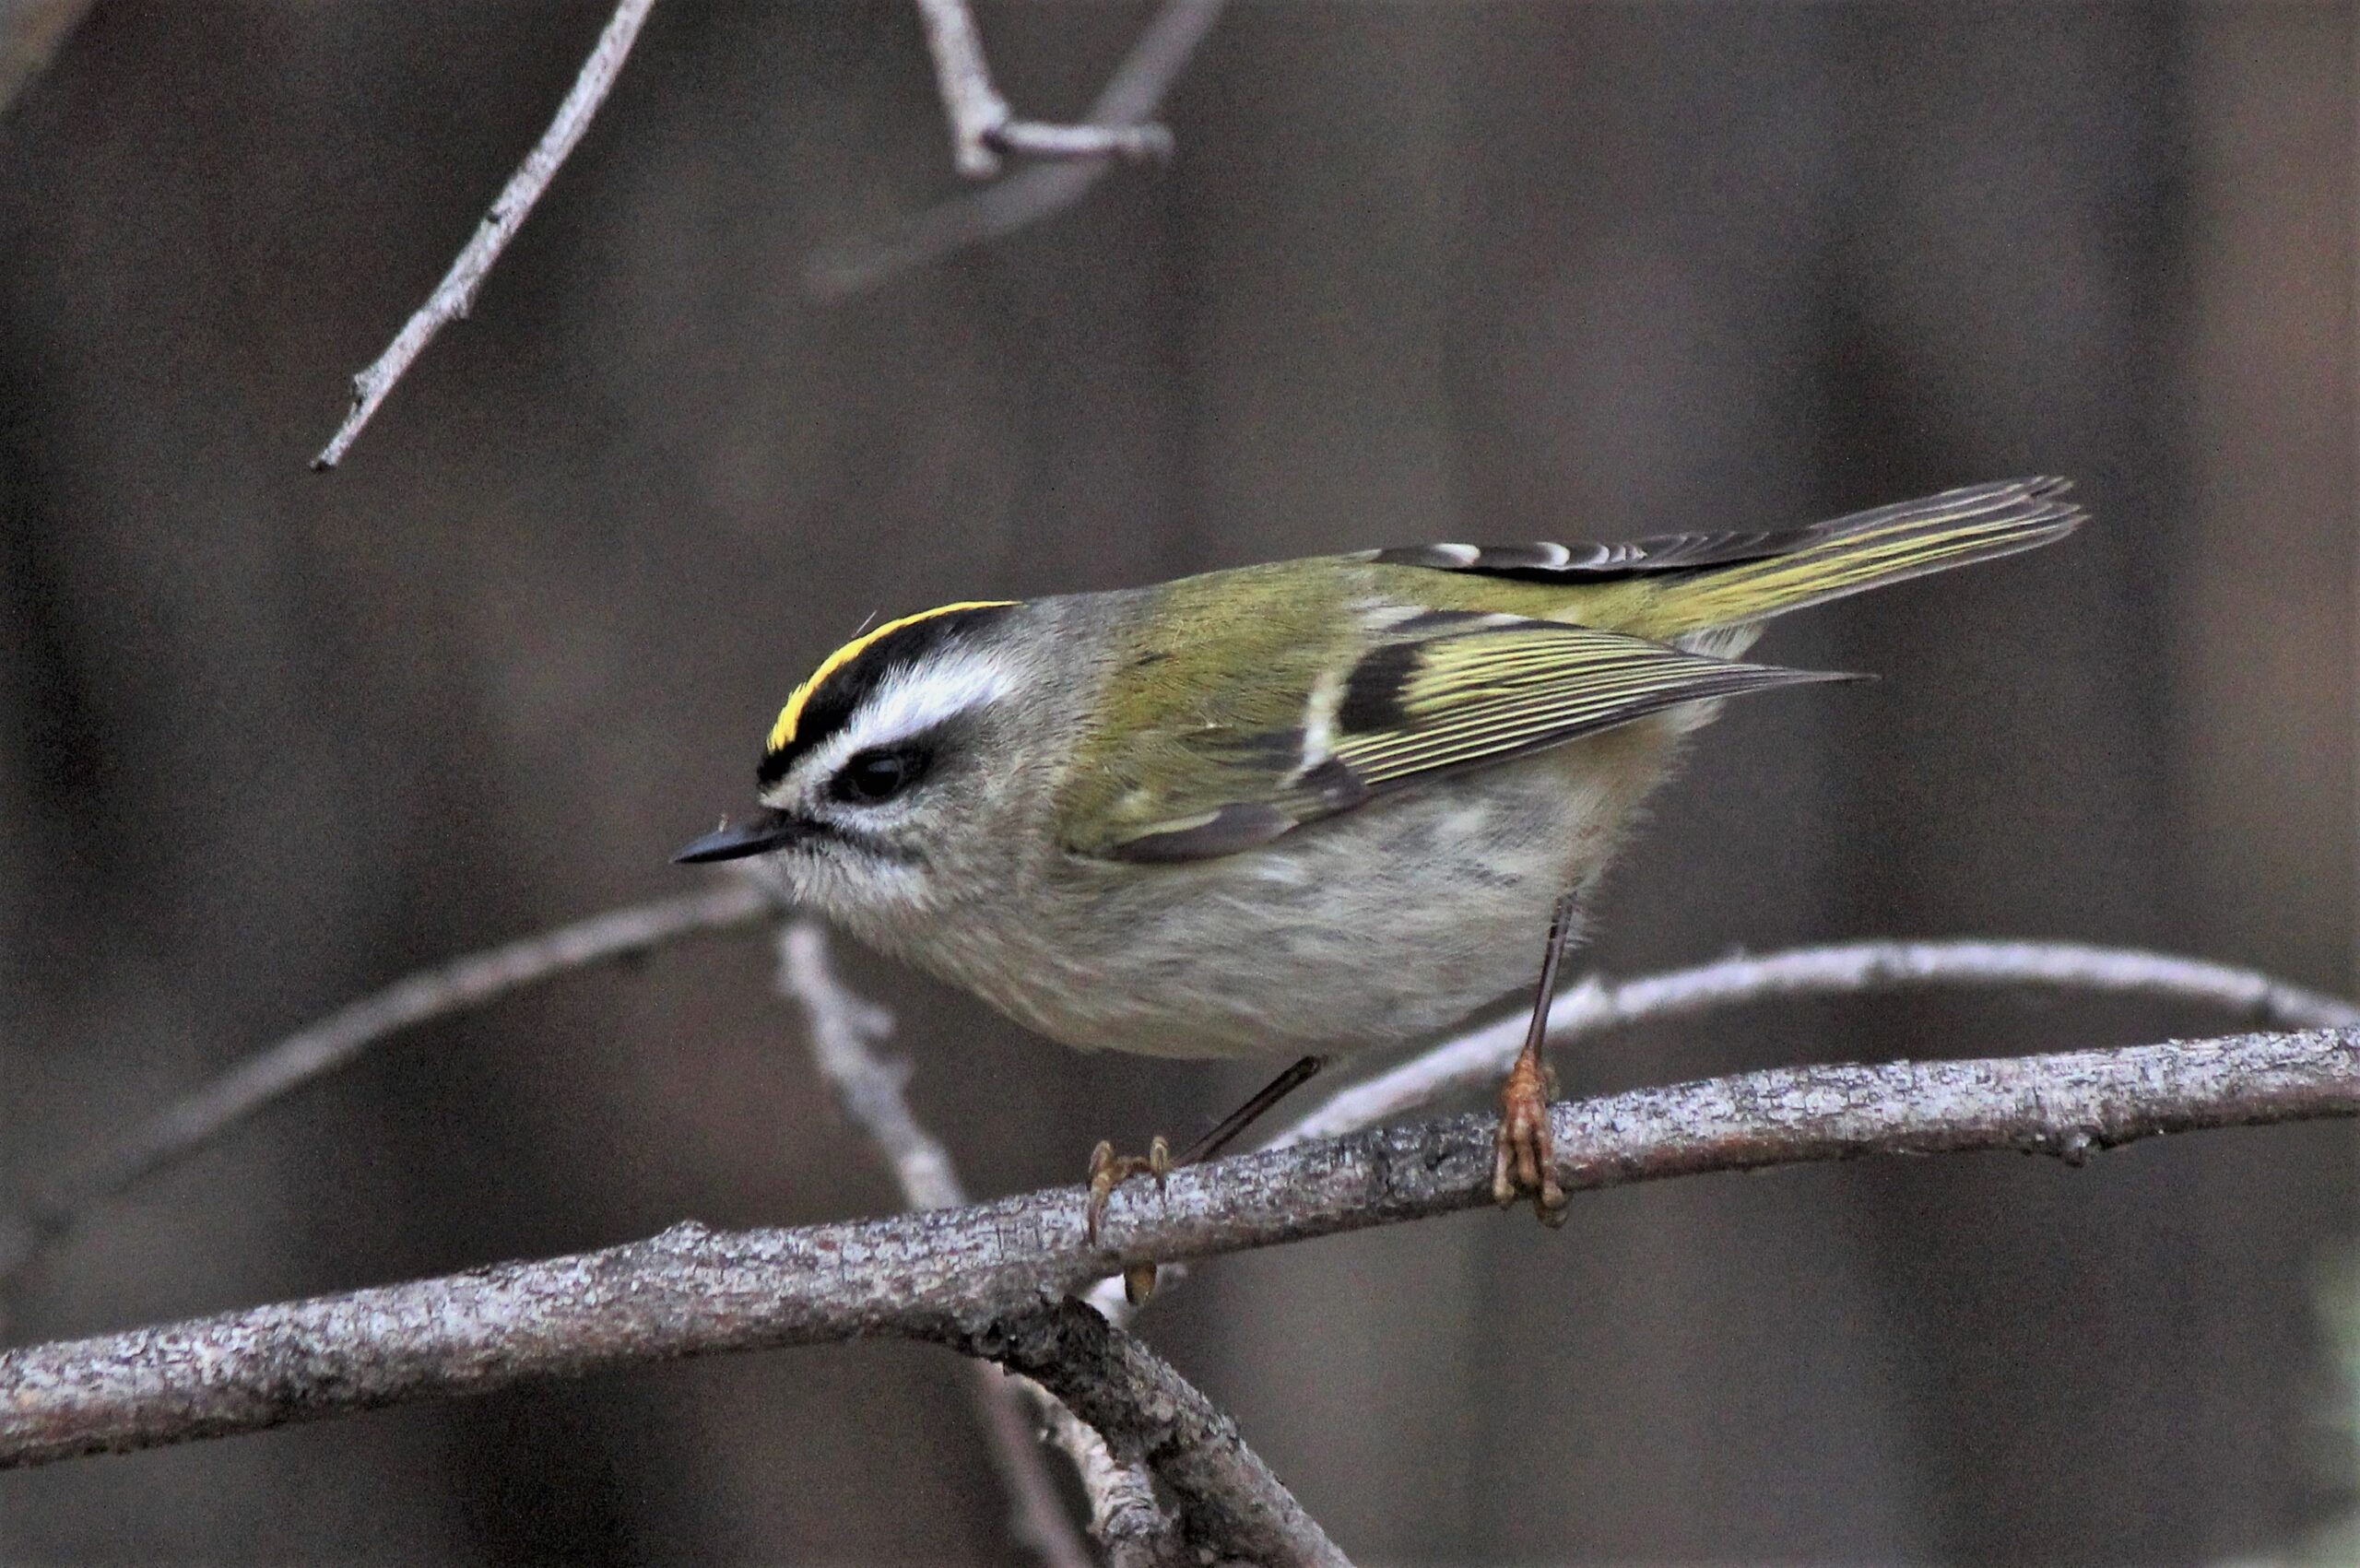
[1653,476,2082,631]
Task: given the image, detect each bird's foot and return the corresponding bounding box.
[1491,1054,1567,1225]
[1085,1136,1171,1303]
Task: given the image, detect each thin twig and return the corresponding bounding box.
[778,921,960,1209]
[0,884,773,1287]
[992,120,1173,163]
[775,919,1110,1568]
[971,1371,1139,1568]
[7,1023,2356,1475]
[1270,937,2360,1149]
[911,0,1171,179]
[312,0,656,469]
[809,0,1223,298]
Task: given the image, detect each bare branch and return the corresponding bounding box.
[311,0,656,469]
[955,1299,1351,1568]
[809,0,1224,298]
[968,1370,1125,1568]
[991,119,1173,164]
[1056,1397,1188,1568]
[16,925,2338,1315]
[1271,937,2360,1149]
[0,884,773,1287]
[775,918,1111,1568]
[911,0,1013,176]
[6,1025,2354,1477]
[911,0,1173,179]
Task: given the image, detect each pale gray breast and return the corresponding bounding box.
[935,710,1710,1059]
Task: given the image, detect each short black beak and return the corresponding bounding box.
[672,809,804,865]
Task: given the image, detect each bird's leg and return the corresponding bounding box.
[1493,889,1575,1224]
[1177,1054,1327,1165]
[1085,1054,1327,1304]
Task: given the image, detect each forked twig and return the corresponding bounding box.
[913,0,1173,178]
[763,914,1350,1563]
[956,1297,1350,1568]
[809,0,1224,298]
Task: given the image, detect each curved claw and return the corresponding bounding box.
[1086,1136,1174,1303]
[1084,1135,1172,1245]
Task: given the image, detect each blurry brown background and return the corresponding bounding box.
[0,2,2353,1562]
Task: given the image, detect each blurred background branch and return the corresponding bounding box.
[0,0,90,116]
[1271,937,2360,1150]
[0,886,773,1292]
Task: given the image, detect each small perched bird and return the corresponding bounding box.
[679,477,2081,1232]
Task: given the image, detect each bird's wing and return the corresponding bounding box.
[1062,613,1846,863]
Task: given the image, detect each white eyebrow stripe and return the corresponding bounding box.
[758,645,1022,808]
[832,648,1018,757]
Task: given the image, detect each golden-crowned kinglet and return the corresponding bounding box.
[679,477,2080,1227]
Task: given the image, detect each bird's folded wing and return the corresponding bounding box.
[1074,618,1847,863]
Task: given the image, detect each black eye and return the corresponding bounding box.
[832,748,926,806]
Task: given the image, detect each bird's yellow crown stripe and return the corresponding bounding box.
[767,600,1015,755]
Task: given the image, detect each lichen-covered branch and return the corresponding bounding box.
[1057,1396,1188,1568]
[7,1025,2354,1475]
